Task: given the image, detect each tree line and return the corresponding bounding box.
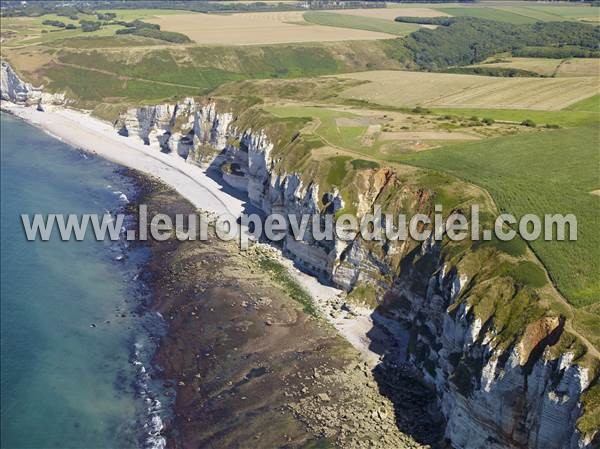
[400,18,600,69]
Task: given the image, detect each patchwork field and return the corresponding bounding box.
[335,70,600,111]
[474,57,600,78]
[146,11,397,45]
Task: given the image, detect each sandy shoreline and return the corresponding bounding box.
[2,102,392,366]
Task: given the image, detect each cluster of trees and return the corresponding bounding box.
[115,20,191,43]
[514,45,600,58]
[127,28,191,43]
[96,12,116,21]
[403,18,600,70]
[394,16,456,26]
[80,20,102,32]
[443,66,542,77]
[41,19,76,30]
[42,19,66,28]
[115,19,160,30]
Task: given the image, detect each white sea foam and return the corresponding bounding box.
[133,340,167,449]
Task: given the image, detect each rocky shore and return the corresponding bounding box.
[135,175,441,449]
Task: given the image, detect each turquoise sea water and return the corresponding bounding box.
[1,113,164,449]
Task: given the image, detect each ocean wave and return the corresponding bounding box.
[132,341,167,449]
[112,190,130,203]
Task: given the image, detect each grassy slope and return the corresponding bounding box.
[264,102,600,308]
[3,39,409,107]
[263,105,367,150]
[403,125,599,308]
[303,11,421,36]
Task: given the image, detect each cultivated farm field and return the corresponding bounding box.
[146,11,397,45]
[303,11,422,36]
[335,70,600,111]
[474,57,600,78]
[333,7,450,20]
[403,125,600,310]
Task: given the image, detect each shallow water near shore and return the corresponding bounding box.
[1,112,165,449]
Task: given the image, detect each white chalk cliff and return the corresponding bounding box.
[112,98,598,449]
[0,60,64,107]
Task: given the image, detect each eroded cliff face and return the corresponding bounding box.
[113,98,598,449]
[115,98,232,163]
[384,260,596,449]
[0,60,65,107]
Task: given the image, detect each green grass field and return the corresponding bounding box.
[565,94,600,113]
[48,46,343,102]
[43,64,206,103]
[264,105,368,150]
[303,11,421,36]
[528,5,600,19]
[403,125,600,308]
[494,6,570,22]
